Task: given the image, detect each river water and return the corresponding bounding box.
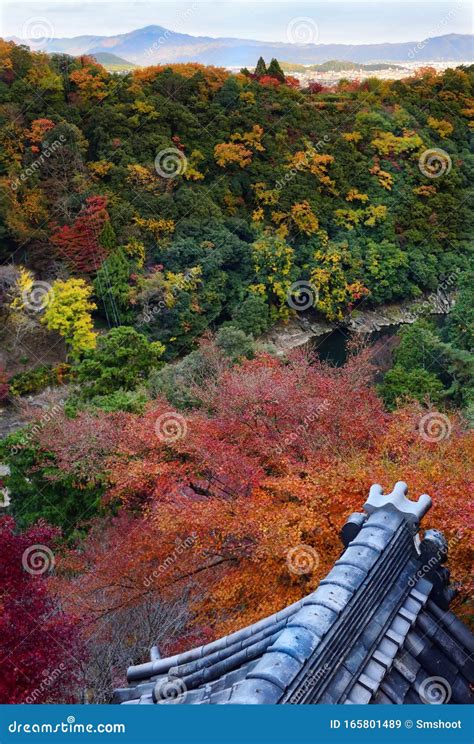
[311,315,447,368]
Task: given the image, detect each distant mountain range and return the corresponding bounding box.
[8,26,473,67]
[91,52,137,70]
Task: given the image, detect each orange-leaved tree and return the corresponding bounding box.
[47,348,472,641]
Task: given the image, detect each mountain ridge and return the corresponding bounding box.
[8,26,473,67]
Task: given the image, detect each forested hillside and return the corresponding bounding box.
[1,43,472,360]
[0,42,472,704]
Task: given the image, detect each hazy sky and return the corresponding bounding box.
[2,0,472,44]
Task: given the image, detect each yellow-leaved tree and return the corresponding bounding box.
[41,278,97,360]
[310,240,369,320]
[427,117,454,138]
[250,233,295,319]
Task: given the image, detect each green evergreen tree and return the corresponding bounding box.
[75,326,165,399]
[232,293,271,337]
[98,220,116,252]
[267,58,285,82]
[254,56,267,78]
[378,365,445,410]
[94,246,133,325]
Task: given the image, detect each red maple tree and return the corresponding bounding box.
[46,347,472,641]
[0,517,85,703]
[50,195,110,274]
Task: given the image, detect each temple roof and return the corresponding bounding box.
[112,482,473,705]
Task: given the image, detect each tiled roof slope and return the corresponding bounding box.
[112,482,473,705]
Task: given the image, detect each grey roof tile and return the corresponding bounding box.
[269,626,320,664]
[289,604,338,636]
[319,564,367,593]
[247,650,303,690]
[362,660,386,686]
[209,688,232,704]
[372,689,393,704]
[113,483,474,706]
[349,525,391,552]
[319,664,354,704]
[379,667,411,704]
[393,652,420,683]
[346,682,373,704]
[227,678,282,704]
[427,601,474,652]
[303,583,353,614]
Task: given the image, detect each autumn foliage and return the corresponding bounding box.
[0,517,84,703]
[43,348,473,641]
[0,42,472,699]
[50,196,110,274]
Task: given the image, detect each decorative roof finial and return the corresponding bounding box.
[363,481,432,532]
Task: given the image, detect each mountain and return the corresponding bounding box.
[9,27,473,67]
[90,52,136,70]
